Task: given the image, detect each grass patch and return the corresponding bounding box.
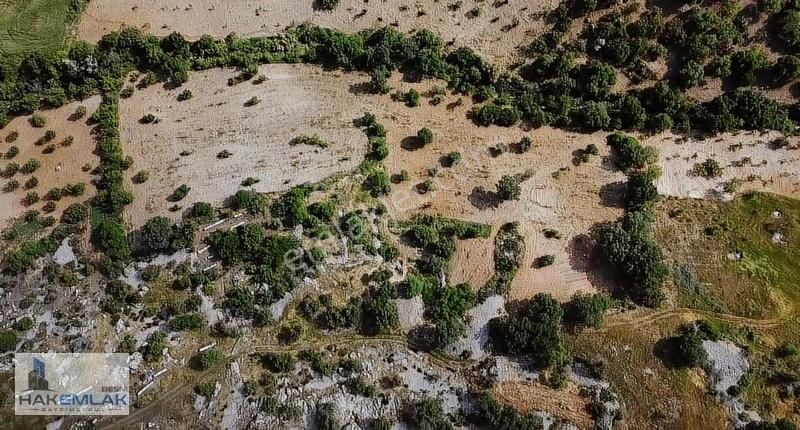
[0,0,86,63]
[654,192,800,319]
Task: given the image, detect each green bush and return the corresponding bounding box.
[496,175,520,201]
[417,127,433,145]
[172,184,191,201]
[0,330,17,352]
[29,114,46,128]
[314,0,339,10]
[193,348,224,370]
[489,293,567,367]
[565,292,612,328]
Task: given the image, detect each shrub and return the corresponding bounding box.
[142,331,167,362]
[3,180,19,192]
[519,136,533,152]
[445,151,462,167]
[29,114,46,128]
[20,159,41,174]
[140,113,157,124]
[177,89,193,101]
[496,175,520,200]
[193,348,224,370]
[679,60,705,88]
[0,330,17,352]
[565,292,612,328]
[42,201,56,213]
[233,189,267,214]
[314,0,339,10]
[692,158,723,178]
[5,146,19,159]
[536,255,555,267]
[132,170,149,184]
[172,184,191,201]
[74,106,87,119]
[261,352,296,373]
[364,169,391,197]
[606,132,657,171]
[773,55,800,85]
[315,403,341,430]
[675,329,708,368]
[245,96,261,107]
[61,202,90,224]
[13,316,34,332]
[5,131,18,142]
[22,191,39,206]
[405,89,420,107]
[404,397,452,430]
[289,134,329,148]
[170,313,205,330]
[417,127,433,145]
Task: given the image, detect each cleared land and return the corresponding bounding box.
[0,97,100,227]
[120,64,369,228]
[78,0,554,64]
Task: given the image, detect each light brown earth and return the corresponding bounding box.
[0,97,101,227]
[493,380,594,429]
[77,0,555,66]
[119,64,369,229]
[647,131,800,200]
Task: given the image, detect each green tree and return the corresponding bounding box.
[496,175,521,201]
[141,216,174,253]
[491,293,567,367]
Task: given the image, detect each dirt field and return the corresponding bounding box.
[0,97,101,227]
[119,64,370,229]
[647,132,800,200]
[77,0,554,65]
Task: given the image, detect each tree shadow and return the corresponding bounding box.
[652,336,686,370]
[348,81,374,96]
[565,231,619,296]
[598,181,627,208]
[468,186,501,210]
[400,136,425,151]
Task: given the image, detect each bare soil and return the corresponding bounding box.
[119,65,369,228]
[0,97,101,227]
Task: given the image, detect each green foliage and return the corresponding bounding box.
[606,132,658,172]
[773,55,800,85]
[233,189,267,214]
[484,223,524,295]
[193,348,224,370]
[170,313,205,331]
[141,216,175,253]
[404,397,453,430]
[142,331,166,362]
[692,158,723,178]
[315,403,341,430]
[428,283,476,348]
[300,294,361,330]
[417,127,434,145]
[0,330,18,352]
[475,392,544,429]
[314,0,340,11]
[271,186,311,227]
[679,60,705,88]
[363,166,391,197]
[93,218,131,261]
[674,327,708,368]
[731,47,770,87]
[490,293,567,367]
[61,202,89,224]
[598,211,667,307]
[289,134,329,148]
[172,184,191,201]
[361,283,400,335]
[496,175,521,201]
[261,352,296,373]
[536,254,555,267]
[565,292,612,328]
